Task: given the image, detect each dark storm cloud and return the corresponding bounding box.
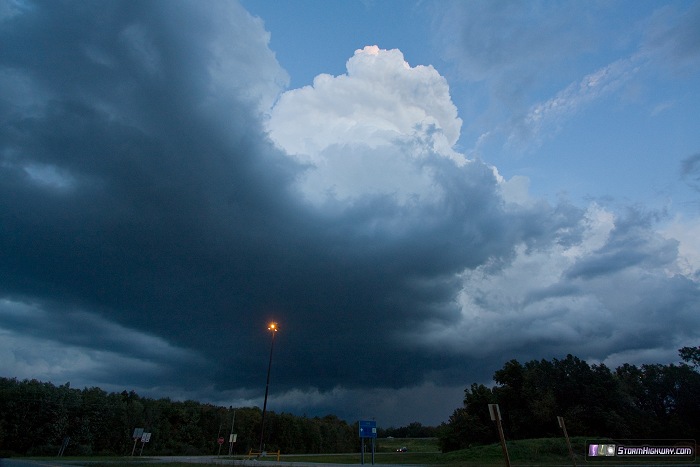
[565,208,678,281]
[0,0,302,382]
[0,0,546,401]
[3,0,699,427]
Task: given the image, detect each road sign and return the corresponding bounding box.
[488,404,502,421]
[218,437,225,445]
[141,432,151,443]
[132,428,144,439]
[359,420,377,438]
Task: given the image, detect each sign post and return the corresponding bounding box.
[557,416,577,467]
[131,428,144,456]
[229,433,237,456]
[139,432,151,456]
[217,436,225,456]
[488,404,511,467]
[358,420,377,465]
[228,409,237,456]
[57,436,70,457]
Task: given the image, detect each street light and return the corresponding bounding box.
[259,321,278,453]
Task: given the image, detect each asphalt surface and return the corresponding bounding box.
[0,457,421,467]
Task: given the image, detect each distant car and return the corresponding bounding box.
[396,447,408,452]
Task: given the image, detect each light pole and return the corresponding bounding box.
[259,322,278,453]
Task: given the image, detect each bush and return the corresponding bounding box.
[27,444,60,456]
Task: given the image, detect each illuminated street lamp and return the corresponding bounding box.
[259,322,278,453]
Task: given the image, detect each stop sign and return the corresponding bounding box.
[218,437,225,445]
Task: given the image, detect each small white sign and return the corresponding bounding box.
[488,404,502,421]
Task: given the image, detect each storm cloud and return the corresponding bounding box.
[1,0,699,426]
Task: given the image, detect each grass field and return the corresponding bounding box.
[27,437,700,466]
[276,437,583,465]
[374,437,441,453]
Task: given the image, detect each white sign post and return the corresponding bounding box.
[228,409,237,456]
[140,432,151,456]
[131,428,144,456]
[228,433,237,455]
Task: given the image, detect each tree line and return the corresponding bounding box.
[0,375,441,458]
[437,346,700,452]
[379,422,437,439]
[3,346,697,457]
[0,379,359,457]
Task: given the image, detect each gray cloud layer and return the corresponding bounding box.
[1,0,699,426]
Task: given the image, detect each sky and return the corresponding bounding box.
[1,0,700,428]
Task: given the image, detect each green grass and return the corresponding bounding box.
[239,436,699,465]
[375,437,441,453]
[25,437,700,466]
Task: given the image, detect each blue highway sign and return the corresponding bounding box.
[359,420,377,438]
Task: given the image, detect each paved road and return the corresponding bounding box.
[1,460,69,467]
[0,458,422,467]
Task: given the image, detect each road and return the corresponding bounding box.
[0,457,422,467]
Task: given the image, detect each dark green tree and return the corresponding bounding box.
[0,377,360,456]
[438,383,497,451]
[679,345,700,369]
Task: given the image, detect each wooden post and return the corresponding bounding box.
[489,404,511,467]
[558,416,577,467]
